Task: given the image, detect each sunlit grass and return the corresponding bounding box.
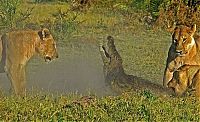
[0,92,199,121]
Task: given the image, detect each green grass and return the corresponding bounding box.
[0,1,200,121]
[0,92,200,121]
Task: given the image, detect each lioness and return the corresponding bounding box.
[99,36,172,95]
[0,28,58,96]
[167,65,200,98]
[163,24,200,87]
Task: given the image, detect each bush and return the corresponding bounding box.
[0,0,22,29]
[131,0,164,17]
[155,0,200,30]
[39,9,84,39]
[0,0,33,30]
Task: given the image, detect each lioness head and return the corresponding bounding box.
[171,24,196,56]
[37,28,58,62]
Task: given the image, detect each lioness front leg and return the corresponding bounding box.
[163,56,185,87]
[163,68,174,87]
[6,63,26,96]
[167,70,188,96]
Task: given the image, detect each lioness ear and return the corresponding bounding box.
[167,22,176,34]
[41,28,50,38]
[38,28,50,40]
[191,24,196,36]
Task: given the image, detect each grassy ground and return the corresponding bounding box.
[0,92,200,121]
[0,1,200,121]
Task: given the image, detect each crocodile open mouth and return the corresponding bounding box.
[102,46,110,58]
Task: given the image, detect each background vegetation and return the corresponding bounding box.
[0,0,200,121]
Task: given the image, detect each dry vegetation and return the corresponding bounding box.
[156,0,200,29]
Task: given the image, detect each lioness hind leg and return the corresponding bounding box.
[192,70,200,100]
[6,64,26,96]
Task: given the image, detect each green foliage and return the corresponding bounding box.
[140,90,157,101]
[52,10,79,34]
[49,9,83,39]
[137,104,151,121]
[0,0,33,29]
[0,0,22,28]
[131,0,164,16]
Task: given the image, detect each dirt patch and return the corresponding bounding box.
[0,43,115,96]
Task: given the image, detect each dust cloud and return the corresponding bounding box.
[0,45,114,96]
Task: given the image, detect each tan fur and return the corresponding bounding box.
[163,24,200,87]
[167,65,200,99]
[0,28,58,96]
[99,36,172,95]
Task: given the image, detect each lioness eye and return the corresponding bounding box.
[183,38,187,42]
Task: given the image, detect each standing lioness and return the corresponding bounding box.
[0,28,58,96]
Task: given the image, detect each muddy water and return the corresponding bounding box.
[0,42,114,96]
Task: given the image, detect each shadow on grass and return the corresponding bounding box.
[99,35,173,96]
